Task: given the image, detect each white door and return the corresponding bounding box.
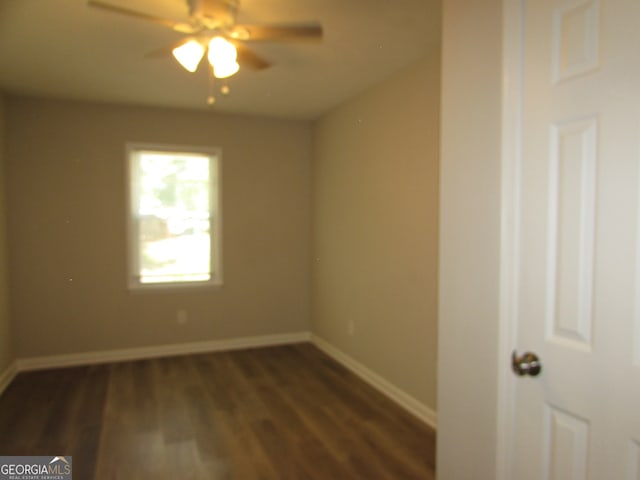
[505,0,640,478]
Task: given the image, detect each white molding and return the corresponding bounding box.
[635,118,640,367]
[2,333,438,434]
[0,361,17,395]
[311,334,437,430]
[16,332,311,372]
[497,1,525,479]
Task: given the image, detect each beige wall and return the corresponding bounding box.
[0,95,13,372]
[437,0,502,478]
[311,54,440,410]
[5,97,311,358]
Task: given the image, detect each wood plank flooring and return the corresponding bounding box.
[0,343,436,479]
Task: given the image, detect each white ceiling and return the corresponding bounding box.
[0,0,440,120]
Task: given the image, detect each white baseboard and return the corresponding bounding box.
[16,331,311,372]
[311,334,438,430]
[3,331,438,432]
[0,361,17,395]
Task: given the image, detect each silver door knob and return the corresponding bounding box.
[512,350,542,377]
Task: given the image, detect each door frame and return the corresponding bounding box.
[438,0,520,476]
[497,0,525,478]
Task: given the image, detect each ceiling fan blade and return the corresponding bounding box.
[87,0,198,34]
[229,22,323,42]
[233,43,271,70]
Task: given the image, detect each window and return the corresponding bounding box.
[127,144,222,289]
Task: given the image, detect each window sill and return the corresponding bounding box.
[127,280,223,293]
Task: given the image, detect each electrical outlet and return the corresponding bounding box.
[177,309,188,325]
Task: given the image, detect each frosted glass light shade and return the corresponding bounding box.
[172,40,205,72]
[208,36,237,63]
[207,36,239,79]
[212,61,239,79]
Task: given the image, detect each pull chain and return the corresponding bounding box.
[207,65,215,106]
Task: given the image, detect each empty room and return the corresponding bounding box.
[0,0,439,478]
[3,0,637,479]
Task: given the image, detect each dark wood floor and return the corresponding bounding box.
[0,343,436,479]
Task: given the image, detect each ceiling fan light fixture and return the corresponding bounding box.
[212,61,239,79]
[207,36,239,79]
[172,39,205,72]
[208,36,237,64]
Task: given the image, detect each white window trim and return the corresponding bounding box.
[126,142,223,291]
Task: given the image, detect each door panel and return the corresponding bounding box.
[509,0,640,478]
[542,405,589,480]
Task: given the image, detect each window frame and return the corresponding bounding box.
[126,142,223,291]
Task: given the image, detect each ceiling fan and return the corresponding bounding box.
[88,0,323,102]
